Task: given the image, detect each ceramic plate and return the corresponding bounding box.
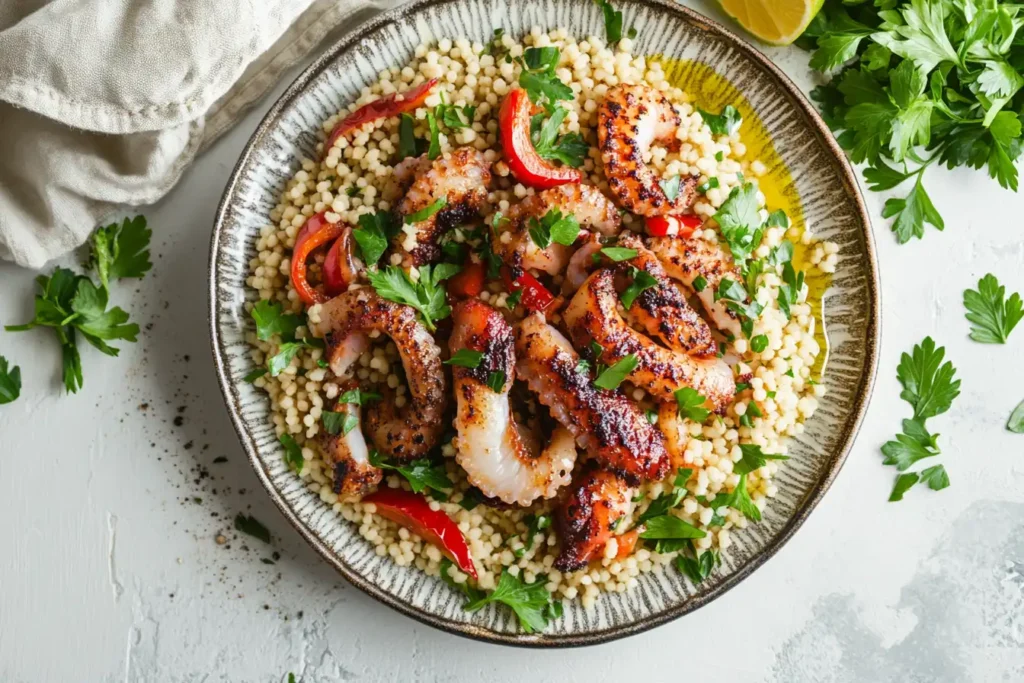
[209,0,880,646]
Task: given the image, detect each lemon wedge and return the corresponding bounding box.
[718,0,824,46]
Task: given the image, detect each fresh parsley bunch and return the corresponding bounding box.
[804,0,1024,244]
[4,216,152,393]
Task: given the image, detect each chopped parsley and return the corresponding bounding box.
[600,246,638,262]
[463,569,562,633]
[883,337,960,501]
[251,300,302,342]
[750,334,769,353]
[524,514,552,550]
[659,175,682,201]
[640,514,707,540]
[338,388,382,405]
[405,197,447,224]
[486,370,506,392]
[620,268,659,309]
[698,105,742,136]
[366,263,461,331]
[425,110,441,159]
[528,208,581,249]
[322,410,359,436]
[518,47,573,107]
[531,107,589,168]
[353,210,401,265]
[593,354,638,390]
[692,275,708,292]
[398,113,420,160]
[675,387,711,423]
[708,474,761,521]
[279,434,305,473]
[368,451,453,494]
[445,349,485,368]
[592,0,636,43]
[675,545,718,584]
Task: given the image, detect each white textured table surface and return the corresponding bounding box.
[2,5,1023,682]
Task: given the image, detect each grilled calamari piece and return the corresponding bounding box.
[320,385,382,498]
[394,147,491,268]
[554,464,633,572]
[564,269,735,410]
[598,84,698,216]
[494,183,621,276]
[646,234,744,339]
[449,300,576,506]
[514,313,669,483]
[312,289,446,460]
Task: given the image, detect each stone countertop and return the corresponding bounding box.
[1,4,1023,681]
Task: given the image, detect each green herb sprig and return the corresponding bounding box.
[883,337,959,501]
[5,216,151,394]
[804,0,1024,244]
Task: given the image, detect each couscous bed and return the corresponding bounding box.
[242,24,837,630]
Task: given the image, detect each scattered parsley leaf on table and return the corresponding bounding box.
[884,337,960,501]
[234,513,271,543]
[896,336,961,420]
[0,355,21,404]
[1008,400,1024,434]
[963,273,1023,344]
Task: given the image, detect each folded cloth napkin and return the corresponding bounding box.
[0,0,390,268]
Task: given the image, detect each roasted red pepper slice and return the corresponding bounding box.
[364,488,477,579]
[502,266,556,313]
[324,78,439,155]
[645,214,702,238]
[291,212,344,306]
[447,260,486,298]
[498,88,582,189]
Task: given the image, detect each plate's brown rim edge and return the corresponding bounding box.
[207,0,881,648]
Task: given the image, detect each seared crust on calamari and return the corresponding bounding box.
[514,313,669,483]
[320,387,382,498]
[612,232,715,357]
[598,84,698,216]
[554,463,632,572]
[313,289,446,460]
[564,269,735,409]
[450,300,576,506]
[494,184,621,276]
[394,147,492,268]
[645,234,744,338]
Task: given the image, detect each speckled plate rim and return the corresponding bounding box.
[208,0,881,647]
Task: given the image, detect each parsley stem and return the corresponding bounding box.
[60,313,80,326]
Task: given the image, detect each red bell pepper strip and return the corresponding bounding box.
[447,260,486,298]
[498,88,582,189]
[291,212,344,306]
[324,78,439,155]
[363,488,477,579]
[644,214,703,238]
[502,266,556,313]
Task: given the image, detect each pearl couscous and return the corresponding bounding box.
[244,27,836,623]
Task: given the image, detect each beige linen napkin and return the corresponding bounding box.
[0,0,389,268]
